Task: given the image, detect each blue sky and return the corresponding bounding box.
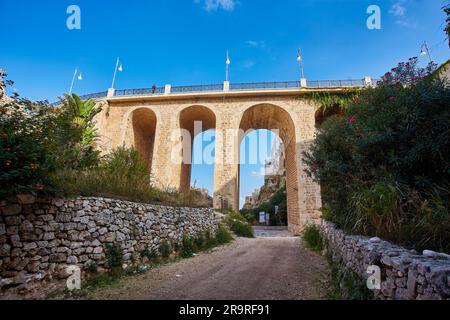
[1,0,449,207]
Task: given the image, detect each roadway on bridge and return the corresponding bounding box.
[86,228,330,300]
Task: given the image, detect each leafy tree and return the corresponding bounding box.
[55,94,102,169]
[304,59,450,252]
[0,72,102,199]
[0,74,60,198]
[240,186,288,226]
[63,94,102,145]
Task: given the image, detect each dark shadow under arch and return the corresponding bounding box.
[130,108,157,173]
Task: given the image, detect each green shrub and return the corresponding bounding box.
[84,273,121,291]
[55,94,102,170]
[51,147,212,208]
[0,71,101,201]
[0,87,60,199]
[85,261,98,274]
[180,236,196,258]
[320,205,333,222]
[193,234,205,250]
[224,211,254,238]
[303,225,323,252]
[304,58,450,253]
[105,243,123,273]
[328,263,374,300]
[229,219,254,238]
[215,225,233,245]
[239,186,288,226]
[203,231,217,248]
[228,210,248,222]
[158,241,172,258]
[140,247,159,262]
[408,191,450,252]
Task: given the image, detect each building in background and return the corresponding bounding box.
[264,138,285,189]
[244,138,286,209]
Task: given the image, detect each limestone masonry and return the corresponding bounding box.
[94,91,324,233]
[0,196,222,298]
[321,221,450,300]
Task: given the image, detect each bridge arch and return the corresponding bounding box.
[238,103,300,231]
[124,107,158,172]
[178,105,217,192]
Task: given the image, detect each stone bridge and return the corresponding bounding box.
[91,79,374,234]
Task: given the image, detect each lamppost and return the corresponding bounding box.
[297,49,307,87]
[297,49,305,79]
[225,50,231,82]
[69,68,83,95]
[110,57,123,89]
[420,41,433,63]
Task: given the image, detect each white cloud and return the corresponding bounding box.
[389,2,406,17]
[195,0,237,12]
[389,1,417,29]
[251,168,265,177]
[246,40,266,48]
[242,60,256,69]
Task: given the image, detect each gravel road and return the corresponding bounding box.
[86,228,330,300]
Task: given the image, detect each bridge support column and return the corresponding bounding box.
[294,107,322,232]
[213,123,239,211]
[150,111,182,191]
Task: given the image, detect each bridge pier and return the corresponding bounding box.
[94,89,324,235]
[213,121,240,211]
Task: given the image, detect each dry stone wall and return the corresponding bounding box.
[0,197,221,298]
[321,221,450,300]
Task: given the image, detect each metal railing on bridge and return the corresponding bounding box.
[78,91,109,100]
[50,91,108,106]
[52,79,374,103]
[171,83,224,93]
[114,87,165,96]
[230,81,301,90]
[306,79,366,88]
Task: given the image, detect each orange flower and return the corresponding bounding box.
[29,163,38,171]
[4,160,11,167]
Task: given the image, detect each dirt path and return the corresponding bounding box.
[86,228,330,300]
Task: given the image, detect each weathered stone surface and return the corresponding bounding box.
[5,216,20,226]
[0,196,221,298]
[321,221,450,301]
[94,95,322,235]
[93,247,103,254]
[2,205,21,216]
[23,242,37,251]
[16,194,36,205]
[67,255,78,264]
[369,237,381,243]
[0,243,11,257]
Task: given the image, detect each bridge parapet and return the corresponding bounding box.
[52,78,376,103]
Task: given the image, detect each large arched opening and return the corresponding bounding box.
[238,104,299,229]
[128,108,157,172]
[179,105,216,193]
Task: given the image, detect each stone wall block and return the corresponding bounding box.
[321,221,450,300]
[0,197,221,298]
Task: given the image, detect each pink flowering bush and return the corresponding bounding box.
[304,59,450,252]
